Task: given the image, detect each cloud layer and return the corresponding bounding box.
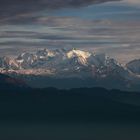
[0,17,140,63]
[0,0,119,20]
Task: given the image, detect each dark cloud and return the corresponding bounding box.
[0,0,119,23]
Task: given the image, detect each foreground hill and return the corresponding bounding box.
[0,85,140,122]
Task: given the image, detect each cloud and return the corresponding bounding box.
[0,0,119,23]
[0,18,140,63]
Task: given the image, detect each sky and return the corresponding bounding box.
[0,0,140,63]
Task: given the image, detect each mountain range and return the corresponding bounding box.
[0,48,140,90]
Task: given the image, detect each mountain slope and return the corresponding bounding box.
[0,73,27,90]
[126,59,140,75]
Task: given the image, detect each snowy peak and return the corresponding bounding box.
[0,56,19,70]
[0,48,123,71]
[36,48,57,59]
[126,59,140,75]
[66,49,91,59]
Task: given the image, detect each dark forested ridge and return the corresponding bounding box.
[0,73,140,122]
[0,86,140,122]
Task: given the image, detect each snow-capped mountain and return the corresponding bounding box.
[0,48,140,90]
[0,48,125,75]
